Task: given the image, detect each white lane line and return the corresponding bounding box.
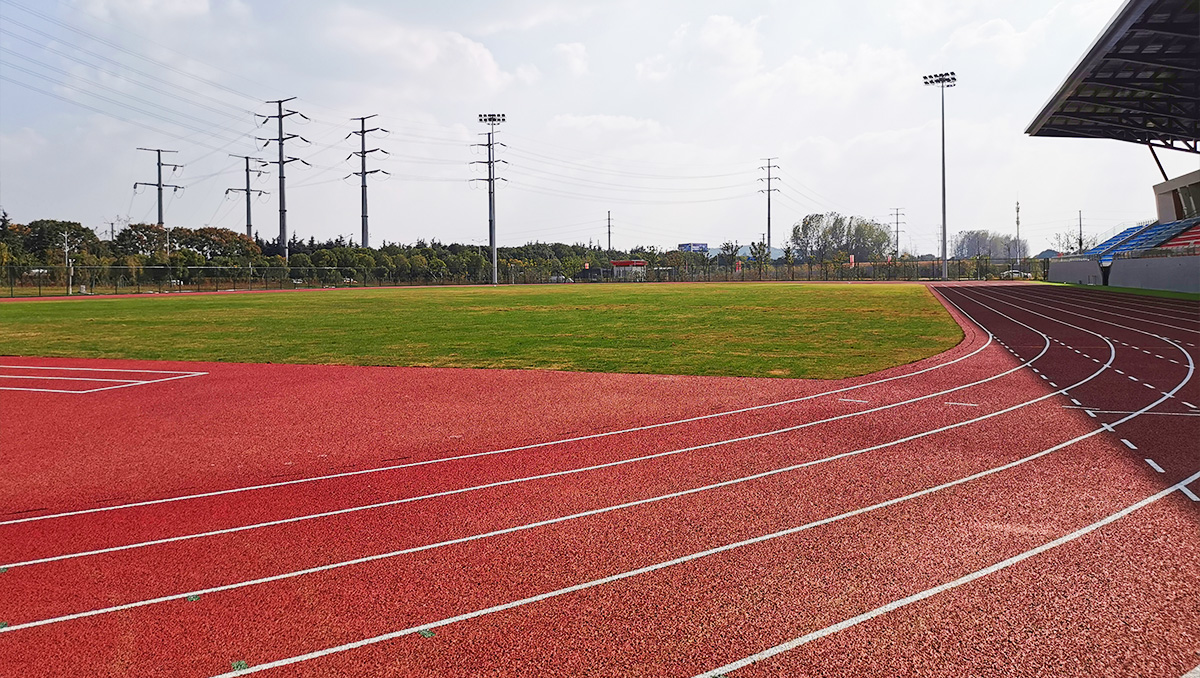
[0,317,999,527]
[944,402,978,407]
[1102,423,1116,432]
[1143,458,1162,472]
[1129,375,1139,382]
[838,399,869,404]
[1039,374,1048,380]
[1170,359,1180,364]
[1143,382,1155,389]
[1032,368,1040,374]
[1184,402,1198,410]
[1115,369,1125,375]
[0,292,1110,622]
[1121,439,1139,451]
[691,469,1200,678]
[1048,382,1058,388]
[1155,355,1164,359]
[1092,358,1101,363]
[1085,410,1097,418]
[1070,399,1082,406]
[1062,408,1200,417]
[1181,486,1200,503]
[0,296,1074,571]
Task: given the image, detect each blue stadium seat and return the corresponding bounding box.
[1105,216,1200,264]
[1082,223,1150,263]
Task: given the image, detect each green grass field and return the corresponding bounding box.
[0,283,963,379]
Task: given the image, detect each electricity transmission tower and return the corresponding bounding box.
[257,97,310,261]
[347,115,389,249]
[133,148,183,227]
[472,113,507,285]
[226,155,268,238]
[758,158,780,255]
[890,208,906,258]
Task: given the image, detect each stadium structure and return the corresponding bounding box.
[1026,0,1199,293]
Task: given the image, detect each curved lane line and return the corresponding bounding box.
[0,290,1106,633]
[0,304,993,527]
[0,295,1035,568]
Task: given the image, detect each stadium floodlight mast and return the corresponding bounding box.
[478,113,506,285]
[923,71,956,280]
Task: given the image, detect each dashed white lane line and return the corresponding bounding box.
[1039,374,1049,380]
[1129,375,1139,381]
[1181,486,1200,503]
[1184,401,1198,410]
[1049,382,1059,388]
[1032,368,1041,374]
[1155,355,1164,360]
[1115,369,1126,375]
[1143,382,1155,389]
[1070,398,1082,406]
[1086,410,1097,418]
[1143,457,1162,472]
[1121,439,1139,451]
[944,402,978,407]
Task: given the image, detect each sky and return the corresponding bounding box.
[1,0,1198,256]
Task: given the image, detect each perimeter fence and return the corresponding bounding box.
[2,259,1050,298]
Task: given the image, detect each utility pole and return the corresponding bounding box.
[226,155,269,238]
[64,231,72,295]
[257,98,309,261]
[607,210,612,253]
[103,217,117,242]
[758,158,780,256]
[1078,210,1083,253]
[890,208,906,258]
[134,148,183,227]
[472,113,507,285]
[347,115,389,249]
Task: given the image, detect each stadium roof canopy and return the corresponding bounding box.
[1026,0,1199,154]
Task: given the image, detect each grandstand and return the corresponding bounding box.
[1026,0,1198,293]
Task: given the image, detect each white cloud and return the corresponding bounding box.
[74,0,210,19]
[515,64,543,85]
[694,15,764,76]
[325,7,513,98]
[943,8,1059,68]
[554,42,589,77]
[474,5,593,36]
[635,54,672,82]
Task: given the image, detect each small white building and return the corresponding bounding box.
[611,260,647,281]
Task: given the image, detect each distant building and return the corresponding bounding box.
[678,243,709,253]
[611,260,647,281]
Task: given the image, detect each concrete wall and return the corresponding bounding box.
[1109,255,1200,294]
[1048,259,1103,286]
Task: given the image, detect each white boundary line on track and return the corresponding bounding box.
[0,366,206,394]
[1035,285,1200,316]
[1003,287,1199,335]
[0,308,997,526]
[1015,288,1200,326]
[0,365,203,374]
[0,290,1114,629]
[0,294,1048,568]
[692,469,1200,678]
[0,375,143,383]
[204,380,1195,678]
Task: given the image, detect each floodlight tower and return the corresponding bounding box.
[923,71,956,280]
[475,113,506,285]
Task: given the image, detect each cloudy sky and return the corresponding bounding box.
[1,0,1198,255]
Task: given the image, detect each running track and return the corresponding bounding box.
[0,282,1196,677]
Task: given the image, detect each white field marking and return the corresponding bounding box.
[0,372,204,394]
[1,293,1062,570]
[0,315,998,527]
[1049,382,1059,388]
[1155,355,1164,359]
[1086,410,1097,418]
[1032,368,1040,373]
[1144,458,1163,472]
[1144,383,1155,389]
[1129,376,1139,382]
[0,364,202,375]
[1171,359,1180,364]
[944,402,978,407]
[1070,399,1082,406]
[1184,402,1198,409]
[1102,423,1116,432]
[1121,439,1138,451]
[1073,350,1081,354]
[1092,358,1101,363]
[1030,285,1200,318]
[1115,369,1126,375]
[1062,408,1200,417]
[1181,486,1200,502]
[838,399,869,404]
[991,288,1199,342]
[692,468,1200,678]
[1039,374,1049,380]
[0,375,142,383]
[0,291,1116,619]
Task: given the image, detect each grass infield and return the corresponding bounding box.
[0,283,963,379]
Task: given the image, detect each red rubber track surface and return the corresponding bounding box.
[0,282,1196,677]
